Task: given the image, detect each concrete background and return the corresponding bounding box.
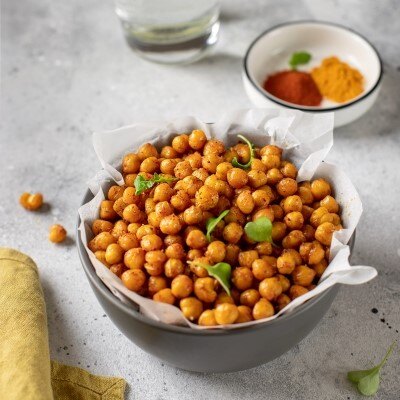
[1,0,399,399]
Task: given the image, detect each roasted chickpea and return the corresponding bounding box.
[124,248,145,269]
[186,229,207,249]
[280,162,297,179]
[276,274,291,292]
[313,258,328,277]
[160,159,177,175]
[174,160,193,179]
[224,206,246,225]
[223,222,243,244]
[215,292,235,306]
[277,252,296,274]
[302,224,315,241]
[298,186,314,205]
[192,168,209,182]
[105,243,124,264]
[121,187,139,205]
[247,170,268,189]
[153,183,174,202]
[189,257,209,278]
[232,267,253,290]
[282,230,306,249]
[194,277,217,303]
[140,157,159,173]
[182,206,203,226]
[276,178,298,197]
[153,288,176,304]
[135,225,155,240]
[240,289,260,307]
[124,174,137,187]
[198,310,217,326]
[289,285,309,300]
[283,195,302,213]
[301,205,314,222]
[315,222,336,246]
[204,175,226,194]
[320,213,341,226]
[100,200,118,220]
[253,298,274,320]
[259,277,283,301]
[92,219,113,236]
[140,234,163,251]
[118,233,139,251]
[204,139,225,156]
[224,244,240,265]
[111,220,128,239]
[227,168,248,189]
[299,242,325,265]
[107,185,124,201]
[266,168,284,185]
[195,185,219,210]
[49,224,67,243]
[205,241,226,263]
[276,293,291,311]
[148,276,168,296]
[292,265,316,286]
[179,176,203,197]
[154,201,173,218]
[164,235,184,247]
[109,263,126,277]
[145,250,167,267]
[310,207,329,227]
[284,211,304,230]
[216,162,233,181]
[147,211,162,227]
[160,145,178,159]
[171,275,193,298]
[188,129,207,150]
[185,152,202,169]
[261,153,281,169]
[202,153,223,173]
[271,221,287,242]
[252,190,270,208]
[311,178,331,200]
[214,303,239,325]
[170,190,191,212]
[122,269,146,292]
[180,297,203,321]
[252,206,274,222]
[320,195,339,213]
[260,144,282,157]
[165,243,185,259]
[122,153,141,173]
[138,143,158,160]
[237,250,258,268]
[95,251,108,265]
[236,190,255,214]
[144,262,163,276]
[236,305,253,323]
[164,258,185,278]
[89,232,116,251]
[123,204,142,223]
[159,214,182,235]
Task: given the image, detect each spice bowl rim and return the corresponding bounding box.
[243,20,383,112]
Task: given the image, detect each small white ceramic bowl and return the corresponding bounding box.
[243,21,383,127]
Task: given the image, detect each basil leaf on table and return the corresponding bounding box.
[244,217,273,243]
[289,51,312,69]
[347,341,396,396]
[134,173,176,195]
[206,210,230,241]
[231,135,255,170]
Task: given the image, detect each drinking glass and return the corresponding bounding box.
[115,0,220,64]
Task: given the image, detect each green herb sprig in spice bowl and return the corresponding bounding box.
[289,51,312,70]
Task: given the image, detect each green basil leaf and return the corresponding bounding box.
[206,210,230,241]
[357,369,381,396]
[134,173,176,195]
[244,216,272,242]
[231,134,254,169]
[203,262,231,296]
[347,367,378,383]
[347,342,396,397]
[289,51,312,69]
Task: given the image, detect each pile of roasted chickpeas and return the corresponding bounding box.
[88,130,342,326]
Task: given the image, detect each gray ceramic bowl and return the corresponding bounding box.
[77,189,354,373]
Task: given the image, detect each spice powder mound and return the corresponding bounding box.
[263,70,322,106]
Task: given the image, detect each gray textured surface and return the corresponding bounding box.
[1,0,399,399]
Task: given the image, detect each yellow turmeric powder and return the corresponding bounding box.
[311,57,364,103]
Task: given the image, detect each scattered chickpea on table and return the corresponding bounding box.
[88,129,342,326]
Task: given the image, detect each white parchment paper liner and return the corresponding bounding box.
[79,109,377,330]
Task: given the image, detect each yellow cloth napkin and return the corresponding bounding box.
[0,248,126,400]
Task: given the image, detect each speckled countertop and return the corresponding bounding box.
[2,0,400,399]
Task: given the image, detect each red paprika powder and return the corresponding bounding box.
[263,70,322,106]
